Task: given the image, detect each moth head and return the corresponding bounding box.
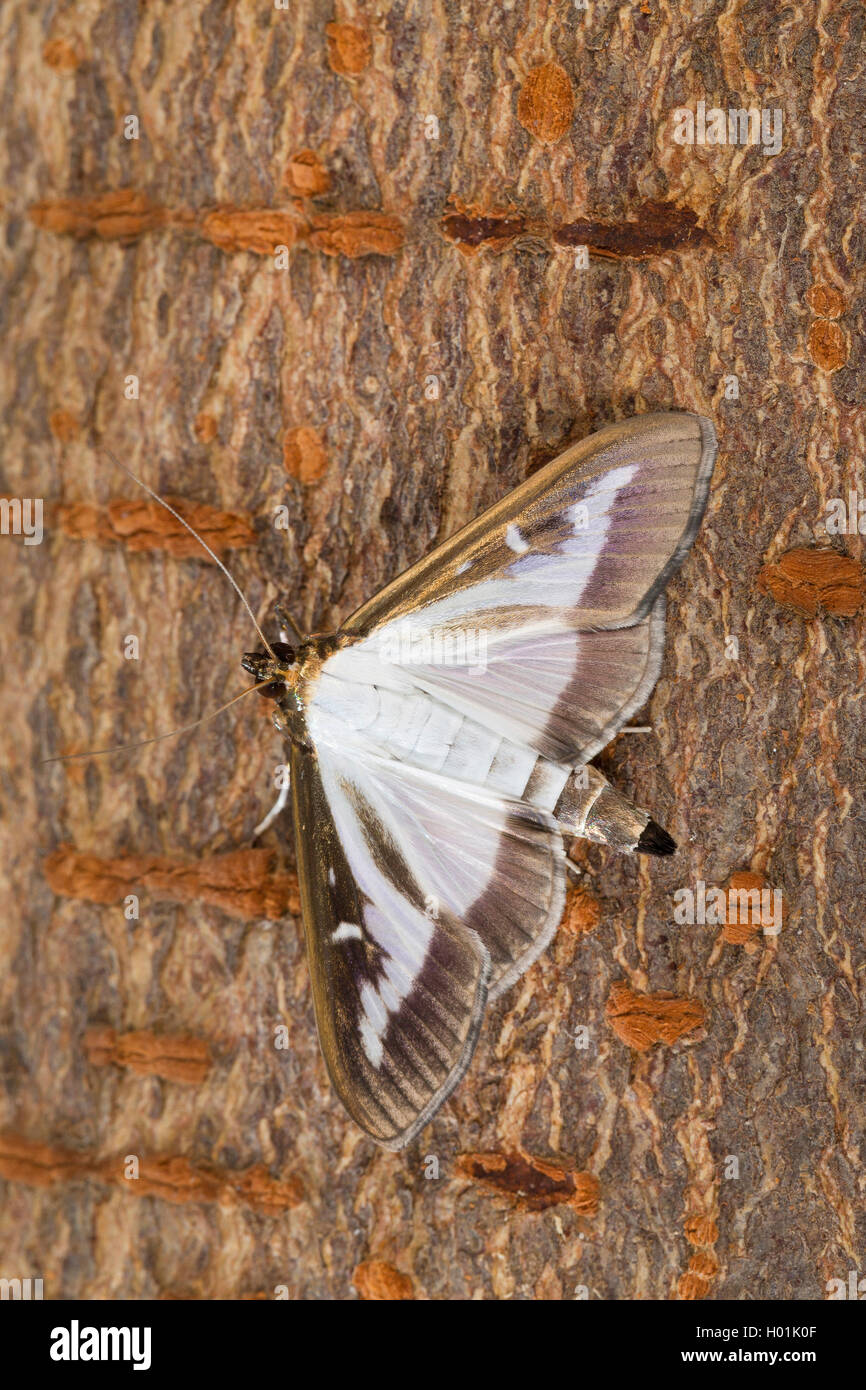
[241,641,296,698]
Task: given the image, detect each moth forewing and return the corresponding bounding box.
[342,411,716,637]
[289,740,492,1150]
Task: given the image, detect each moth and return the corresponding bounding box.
[239,411,717,1149]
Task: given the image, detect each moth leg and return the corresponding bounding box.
[555,766,676,857]
[253,779,290,838]
[274,601,304,644]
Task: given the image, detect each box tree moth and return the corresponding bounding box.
[73,411,715,1150]
[237,411,717,1148]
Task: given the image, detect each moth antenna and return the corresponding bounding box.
[101,447,277,659]
[41,680,275,765]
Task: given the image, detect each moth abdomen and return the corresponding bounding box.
[554,765,676,856]
[635,819,677,856]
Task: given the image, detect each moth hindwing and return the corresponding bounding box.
[253,411,716,1148]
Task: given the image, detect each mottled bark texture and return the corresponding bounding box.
[1,0,864,1301]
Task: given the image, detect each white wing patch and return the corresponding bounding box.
[359,982,388,1067]
[358,965,407,1068]
[505,523,529,553]
[359,1018,383,1068]
[332,921,363,942]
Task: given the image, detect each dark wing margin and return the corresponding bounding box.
[290,741,490,1150]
